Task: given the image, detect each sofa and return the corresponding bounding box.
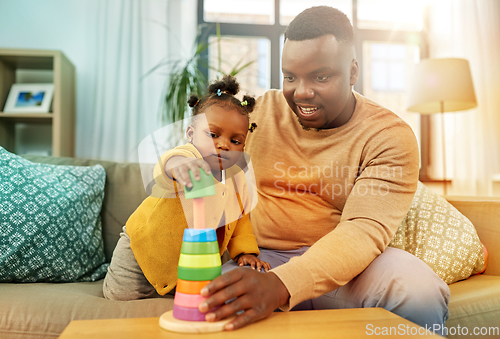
[0,155,499,338]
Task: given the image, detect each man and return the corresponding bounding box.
[198,6,450,335]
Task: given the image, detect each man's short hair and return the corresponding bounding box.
[284,6,354,46]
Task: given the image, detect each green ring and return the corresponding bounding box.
[177,266,221,281]
[181,241,219,254]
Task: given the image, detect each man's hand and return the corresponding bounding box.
[236,254,271,272]
[198,268,290,330]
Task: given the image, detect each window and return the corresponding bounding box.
[279,0,352,25]
[357,0,424,31]
[366,43,409,92]
[204,0,275,24]
[362,42,421,140]
[208,35,270,97]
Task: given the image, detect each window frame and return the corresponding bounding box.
[197,0,285,89]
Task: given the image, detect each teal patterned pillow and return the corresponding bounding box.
[0,147,108,282]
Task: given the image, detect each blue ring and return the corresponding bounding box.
[183,228,217,242]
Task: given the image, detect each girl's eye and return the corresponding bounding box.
[231,139,242,145]
[206,132,217,138]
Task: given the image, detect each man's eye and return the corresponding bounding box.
[317,75,329,81]
[283,76,295,82]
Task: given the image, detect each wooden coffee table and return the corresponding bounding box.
[59,308,442,338]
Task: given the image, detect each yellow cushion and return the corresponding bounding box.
[389,182,486,284]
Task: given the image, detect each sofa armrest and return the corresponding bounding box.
[446,196,500,276]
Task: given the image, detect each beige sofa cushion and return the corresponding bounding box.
[390,182,485,284]
[447,275,500,337]
[0,281,173,339]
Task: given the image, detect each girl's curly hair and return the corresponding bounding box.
[188,75,257,131]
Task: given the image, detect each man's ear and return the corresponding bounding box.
[186,125,194,142]
[350,59,359,86]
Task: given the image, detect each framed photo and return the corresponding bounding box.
[3,83,54,113]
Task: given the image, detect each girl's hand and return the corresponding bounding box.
[237,254,271,272]
[165,157,211,188]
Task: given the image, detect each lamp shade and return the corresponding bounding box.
[407,58,477,114]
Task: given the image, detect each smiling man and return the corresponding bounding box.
[199,6,450,336]
[282,34,357,130]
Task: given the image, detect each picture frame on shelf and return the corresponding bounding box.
[3,83,54,113]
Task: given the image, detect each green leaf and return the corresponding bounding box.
[231,60,255,75]
[157,22,256,124]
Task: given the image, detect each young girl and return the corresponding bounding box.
[103,75,269,301]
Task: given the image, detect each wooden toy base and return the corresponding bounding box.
[159,310,234,334]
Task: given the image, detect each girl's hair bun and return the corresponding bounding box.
[207,74,239,96]
[187,94,200,108]
[188,75,257,119]
[241,95,256,113]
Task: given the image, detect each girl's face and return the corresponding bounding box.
[187,104,248,172]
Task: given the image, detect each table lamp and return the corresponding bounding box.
[407,58,477,195]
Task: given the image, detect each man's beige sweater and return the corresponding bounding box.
[245,90,419,310]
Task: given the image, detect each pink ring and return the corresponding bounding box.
[173,305,217,322]
[174,292,207,308]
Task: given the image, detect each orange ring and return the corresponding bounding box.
[176,279,210,295]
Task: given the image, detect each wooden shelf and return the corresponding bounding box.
[0,112,53,120]
[0,49,75,157]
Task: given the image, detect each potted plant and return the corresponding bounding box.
[145,23,254,125]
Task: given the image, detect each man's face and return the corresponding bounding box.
[282,35,359,129]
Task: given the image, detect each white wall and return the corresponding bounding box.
[0,0,197,161]
[0,0,92,157]
[0,1,91,63]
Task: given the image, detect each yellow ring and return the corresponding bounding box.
[178,253,221,268]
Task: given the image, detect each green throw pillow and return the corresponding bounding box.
[389,181,486,284]
[0,147,108,282]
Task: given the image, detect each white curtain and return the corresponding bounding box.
[427,0,500,196]
[77,0,196,163]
